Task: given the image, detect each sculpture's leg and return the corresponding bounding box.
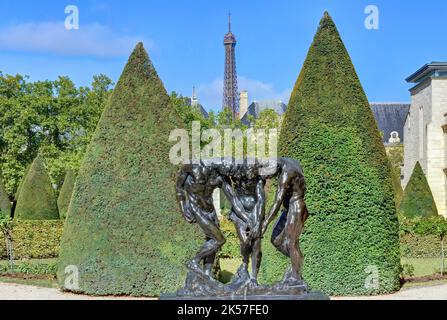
[285,197,307,282]
[250,237,262,281]
[203,240,216,276]
[271,209,290,257]
[231,212,250,272]
[190,209,225,277]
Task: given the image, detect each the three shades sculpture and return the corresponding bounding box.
[172,157,323,299]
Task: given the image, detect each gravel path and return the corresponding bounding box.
[333,283,447,300]
[0,282,152,300]
[0,282,446,300]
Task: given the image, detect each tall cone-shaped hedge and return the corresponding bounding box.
[57,170,76,219]
[260,12,401,295]
[14,155,59,220]
[57,43,200,296]
[399,162,438,218]
[0,173,12,216]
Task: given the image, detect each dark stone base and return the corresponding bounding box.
[160,292,329,300]
[161,265,329,300]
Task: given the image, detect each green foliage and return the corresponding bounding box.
[253,109,283,131]
[14,155,59,220]
[400,233,442,258]
[57,43,201,297]
[0,174,11,216]
[0,220,63,259]
[400,263,415,278]
[0,72,113,195]
[218,217,240,259]
[399,162,438,219]
[386,144,404,207]
[269,12,400,295]
[57,170,76,219]
[0,259,57,277]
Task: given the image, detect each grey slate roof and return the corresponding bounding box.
[240,100,287,125]
[370,103,410,143]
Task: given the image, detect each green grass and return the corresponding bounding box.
[401,257,445,277]
[0,276,58,288]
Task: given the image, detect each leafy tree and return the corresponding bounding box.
[253,109,283,131]
[399,162,438,219]
[0,72,113,195]
[386,144,404,207]
[261,12,401,295]
[14,155,59,220]
[57,169,76,219]
[57,43,201,296]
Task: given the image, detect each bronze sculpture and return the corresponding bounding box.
[170,157,327,300]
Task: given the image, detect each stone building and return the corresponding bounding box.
[403,62,447,218]
[240,100,287,126]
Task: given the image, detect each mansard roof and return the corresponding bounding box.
[370,103,410,143]
[240,100,287,125]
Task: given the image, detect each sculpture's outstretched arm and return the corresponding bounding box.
[262,172,287,234]
[219,176,249,223]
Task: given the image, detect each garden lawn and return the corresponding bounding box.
[401,257,445,277]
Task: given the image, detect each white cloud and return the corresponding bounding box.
[196,76,291,111]
[0,21,152,58]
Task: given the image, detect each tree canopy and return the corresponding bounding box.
[0,72,113,196]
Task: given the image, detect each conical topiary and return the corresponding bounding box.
[57,169,76,219]
[0,173,12,216]
[399,162,438,219]
[14,155,59,220]
[57,43,200,296]
[260,12,401,296]
[15,165,30,200]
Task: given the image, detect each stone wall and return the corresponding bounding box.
[404,77,447,218]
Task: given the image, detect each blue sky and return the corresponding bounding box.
[0,0,446,111]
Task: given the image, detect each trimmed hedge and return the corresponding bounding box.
[14,155,59,220]
[57,170,75,219]
[400,233,442,258]
[57,43,201,297]
[267,12,401,296]
[0,259,57,277]
[399,162,438,218]
[0,220,63,259]
[0,173,12,215]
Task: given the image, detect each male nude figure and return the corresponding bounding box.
[261,158,309,283]
[216,160,266,283]
[176,160,248,278]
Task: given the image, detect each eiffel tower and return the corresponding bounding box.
[223,13,239,119]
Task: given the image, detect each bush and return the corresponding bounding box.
[14,155,59,220]
[0,220,63,259]
[57,170,75,219]
[0,260,57,277]
[266,12,401,296]
[57,43,201,297]
[218,217,241,259]
[399,162,438,218]
[400,233,442,258]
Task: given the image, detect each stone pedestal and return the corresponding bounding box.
[160,266,329,301]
